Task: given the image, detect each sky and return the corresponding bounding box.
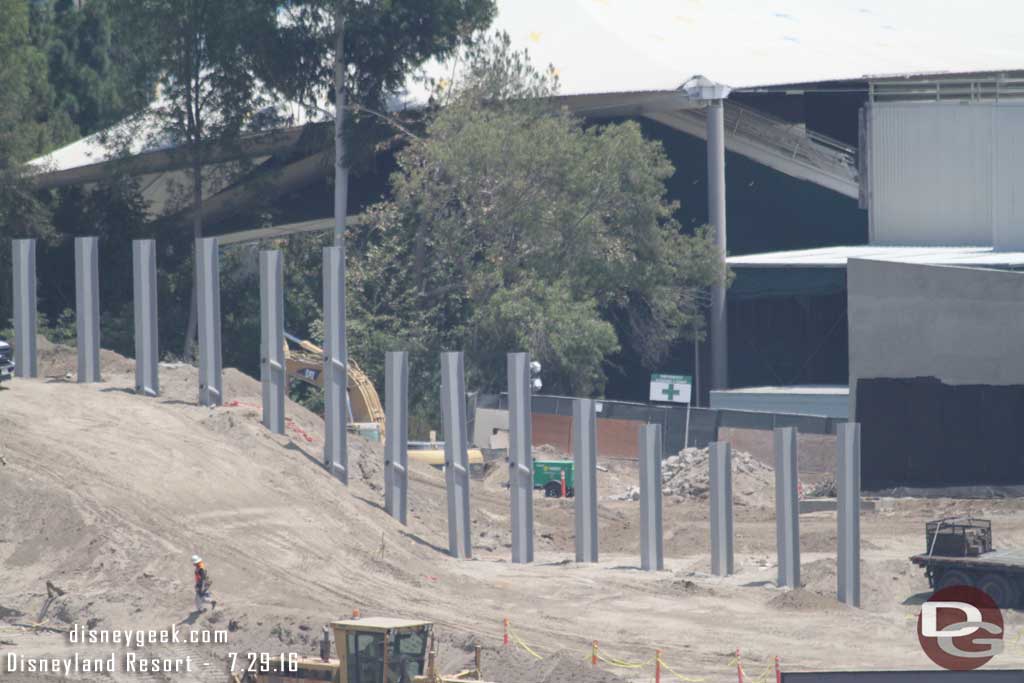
[489,0,1024,93]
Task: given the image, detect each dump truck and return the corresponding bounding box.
[910,517,1024,607]
[237,616,489,683]
[534,460,574,498]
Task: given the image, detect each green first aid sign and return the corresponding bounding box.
[649,373,692,404]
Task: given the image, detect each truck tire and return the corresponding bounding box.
[544,482,562,498]
[978,573,1019,608]
[936,569,974,590]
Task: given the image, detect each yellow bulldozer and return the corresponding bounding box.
[237,617,489,683]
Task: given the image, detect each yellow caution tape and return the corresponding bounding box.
[657,655,707,683]
[507,626,544,660]
[596,652,652,669]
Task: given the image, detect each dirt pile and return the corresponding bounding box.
[614,447,775,507]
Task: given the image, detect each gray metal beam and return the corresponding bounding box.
[12,239,37,378]
[837,422,862,607]
[441,352,472,559]
[774,427,801,588]
[322,246,348,483]
[132,240,159,396]
[573,398,599,563]
[195,237,223,406]
[508,352,534,564]
[709,441,735,576]
[384,351,409,525]
[259,250,285,433]
[707,99,728,391]
[74,237,101,383]
[638,424,664,571]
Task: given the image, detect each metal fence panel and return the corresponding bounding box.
[259,250,285,433]
[574,398,599,562]
[323,246,348,483]
[709,441,734,576]
[441,351,472,558]
[385,351,409,524]
[508,352,534,563]
[638,424,664,570]
[75,237,101,383]
[132,240,159,396]
[12,239,37,377]
[195,237,223,406]
[837,422,861,607]
[774,427,801,588]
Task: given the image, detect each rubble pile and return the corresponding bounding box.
[614,447,776,506]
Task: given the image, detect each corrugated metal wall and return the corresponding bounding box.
[868,101,1024,248]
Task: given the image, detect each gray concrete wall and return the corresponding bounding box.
[848,258,1024,419]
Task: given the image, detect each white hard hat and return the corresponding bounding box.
[191,555,202,564]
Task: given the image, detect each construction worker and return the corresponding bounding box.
[192,555,216,612]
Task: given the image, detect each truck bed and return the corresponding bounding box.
[911,548,1024,572]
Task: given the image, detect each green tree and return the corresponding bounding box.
[33,0,160,140]
[110,0,284,357]
[344,34,726,418]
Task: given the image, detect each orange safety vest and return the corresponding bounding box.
[194,562,208,591]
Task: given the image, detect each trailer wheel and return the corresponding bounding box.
[936,569,974,590]
[544,482,562,498]
[978,573,1018,608]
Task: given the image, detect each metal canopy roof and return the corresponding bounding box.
[485,0,1024,95]
[727,245,1024,269]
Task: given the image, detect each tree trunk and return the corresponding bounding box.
[334,0,348,250]
[182,155,203,360]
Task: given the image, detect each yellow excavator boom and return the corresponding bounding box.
[284,332,386,435]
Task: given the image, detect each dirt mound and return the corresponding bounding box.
[35,335,135,379]
[767,588,846,612]
[478,645,625,683]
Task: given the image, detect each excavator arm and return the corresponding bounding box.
[284,332,386,434]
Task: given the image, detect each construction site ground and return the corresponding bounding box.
[3,341,1024,682]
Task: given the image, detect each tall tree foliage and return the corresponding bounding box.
[111,0,284,356]
[341,34,727,419]
[33,0,159,141]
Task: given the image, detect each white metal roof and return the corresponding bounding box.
[29,0,1024,177]
[727,245,1024,269]
[713,385,848,395]
[488,0,1024,95]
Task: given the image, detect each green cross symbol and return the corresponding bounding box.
[661,384,680,400]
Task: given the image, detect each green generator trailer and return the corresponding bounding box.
[533,460,574,498]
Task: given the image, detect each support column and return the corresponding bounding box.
[837,422,862,607]
[12,239,37,377]
[774,427,801,588]
[323,246,348,483]
[573,398,599,563]
[709,441,734,576]
[384,351,409,525]
[195,237,223,406]
[638,424,664,571]
[441,351,472,559]
[259,250,285,433]
[508,352,534,564]
[707,99,728,390]
[75,237,101,383]
[132,240,159,396]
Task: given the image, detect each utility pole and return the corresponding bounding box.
[683,76,731,392]
[331,0,350,469]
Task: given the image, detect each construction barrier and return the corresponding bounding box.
[502,618,786,683]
